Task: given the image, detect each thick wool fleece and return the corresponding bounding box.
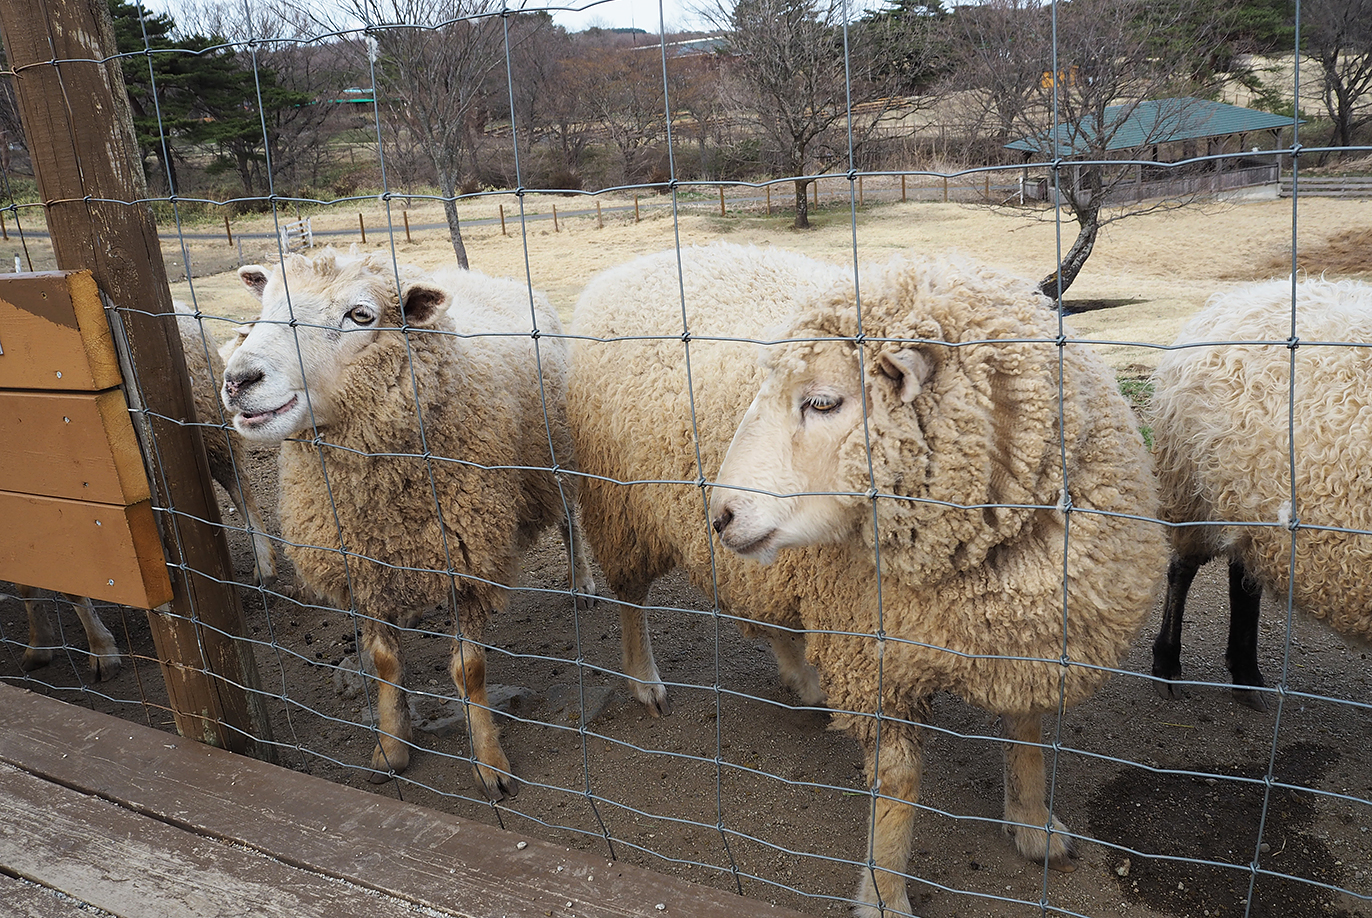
[276,257,575,628]
[1151,277,1372,644]
[571,242,1166,719]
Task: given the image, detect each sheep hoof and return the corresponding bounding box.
[90,653,122,682]
[1153,679,1187,702]
[19,649,51,672]
[635,684,671,717]
[574,590,597,613]
[474,762,519,801]
[1232,686,1269,712]
[367,744,410,783]
[365,767,395,785]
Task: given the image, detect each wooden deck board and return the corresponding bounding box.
[0,685,812,918]
[0,872,110,918]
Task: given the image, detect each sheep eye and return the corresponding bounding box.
[345,305,376,326]
[803,394,842,414]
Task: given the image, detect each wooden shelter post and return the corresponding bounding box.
[0,0,273,758]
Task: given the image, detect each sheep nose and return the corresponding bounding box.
[711,507,733,534]
[222,368,263,402]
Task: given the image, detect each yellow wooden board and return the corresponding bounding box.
[0,271,120,392]
[0,490,171,609]
[0,388,149,505]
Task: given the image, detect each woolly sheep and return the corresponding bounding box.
[220,249,661,797]
[1149,277,1372,709]
[571,242,1167,917]
[13,305,275,682]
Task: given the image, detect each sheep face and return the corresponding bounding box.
[221,255,448,444]
[710,340,932,564]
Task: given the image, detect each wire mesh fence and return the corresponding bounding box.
[0,0,1370,916]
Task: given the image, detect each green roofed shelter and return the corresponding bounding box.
[1004,97,1299,157]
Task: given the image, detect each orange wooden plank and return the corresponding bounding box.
[0,491,170,609]
[0,271,121,392]
[0,388,149,505]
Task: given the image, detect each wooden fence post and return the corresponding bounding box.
[403,210,411,243]
[634,194,640,222]
[552,204,559,232]
[358,213,366,243]
[718,185,725,216]
[499,204,507,236]
[766,185,771,215]
[223,211,232,246]
[901,174,907,202]
[0,0,273,760]
[596,200,603,229]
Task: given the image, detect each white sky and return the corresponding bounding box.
[530,0,712,32]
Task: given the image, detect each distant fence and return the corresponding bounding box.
[1279,175,1372,197]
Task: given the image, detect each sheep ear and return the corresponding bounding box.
[401,283,447,326]
[238,266,269,299]
[876,347,933,403]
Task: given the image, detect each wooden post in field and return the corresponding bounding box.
[499,204,507,236]
[901,174,907,202]
[0,0,272,759]
[403,210,411,243]
[718,186,725,216]
[766,185,771,215]
[943,176,949,202]
[858,175,864,207]
[552,204,559,232]
[984,173,990,199]
[358,213,366,243]
[634,195,640,222]
[596,200,603,229]
[811,180,818,209]
[223,212,232,246]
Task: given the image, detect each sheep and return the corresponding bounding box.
[220,249,662,797]
[12,305,276,683]
[12,586,121,680]
[1149,277,1372,710]
[176,301,277,582]
[570,242,1167,917]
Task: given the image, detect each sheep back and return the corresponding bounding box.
[1151,277,1372,643]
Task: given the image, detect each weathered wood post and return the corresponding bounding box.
[0,0,273,758]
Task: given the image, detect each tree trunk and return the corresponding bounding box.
[437,167,470,269]
[1038,211,1099,301]
[793,177,810,229]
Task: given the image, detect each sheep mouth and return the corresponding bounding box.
[236,394,299,430]
[721,527,780,563]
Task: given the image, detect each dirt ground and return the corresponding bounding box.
[3,185,1372,918]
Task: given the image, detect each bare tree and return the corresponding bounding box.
[705,0,913,229]
[312,0,516,268]
[952,0,1235,298]
[1304,0,1372,156]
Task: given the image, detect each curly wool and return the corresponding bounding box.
[571,242,1165,718]
[1151,277,1372,643]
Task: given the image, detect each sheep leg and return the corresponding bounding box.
[852,714,922,918]
[760,626,826,706]
[450,635,517,800]
[560,512,597,612]
[1151,553,1203,700]
[615,585,671,717]
[210,453,276,581]
[70,595,121,681]
[362,618,413,784]
[18,584,56,672]
[1000,712,1075,870]
[1225,559,1268,711]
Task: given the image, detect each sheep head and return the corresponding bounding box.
[710,253,1061,584]
[221,249,451,444]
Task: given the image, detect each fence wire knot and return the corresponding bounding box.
[1286,335,1300,350]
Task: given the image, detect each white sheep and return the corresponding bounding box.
[13,304,276,682]
[1149,277,1372,709]
[571,242,1167,917]
[221,249,662,797]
